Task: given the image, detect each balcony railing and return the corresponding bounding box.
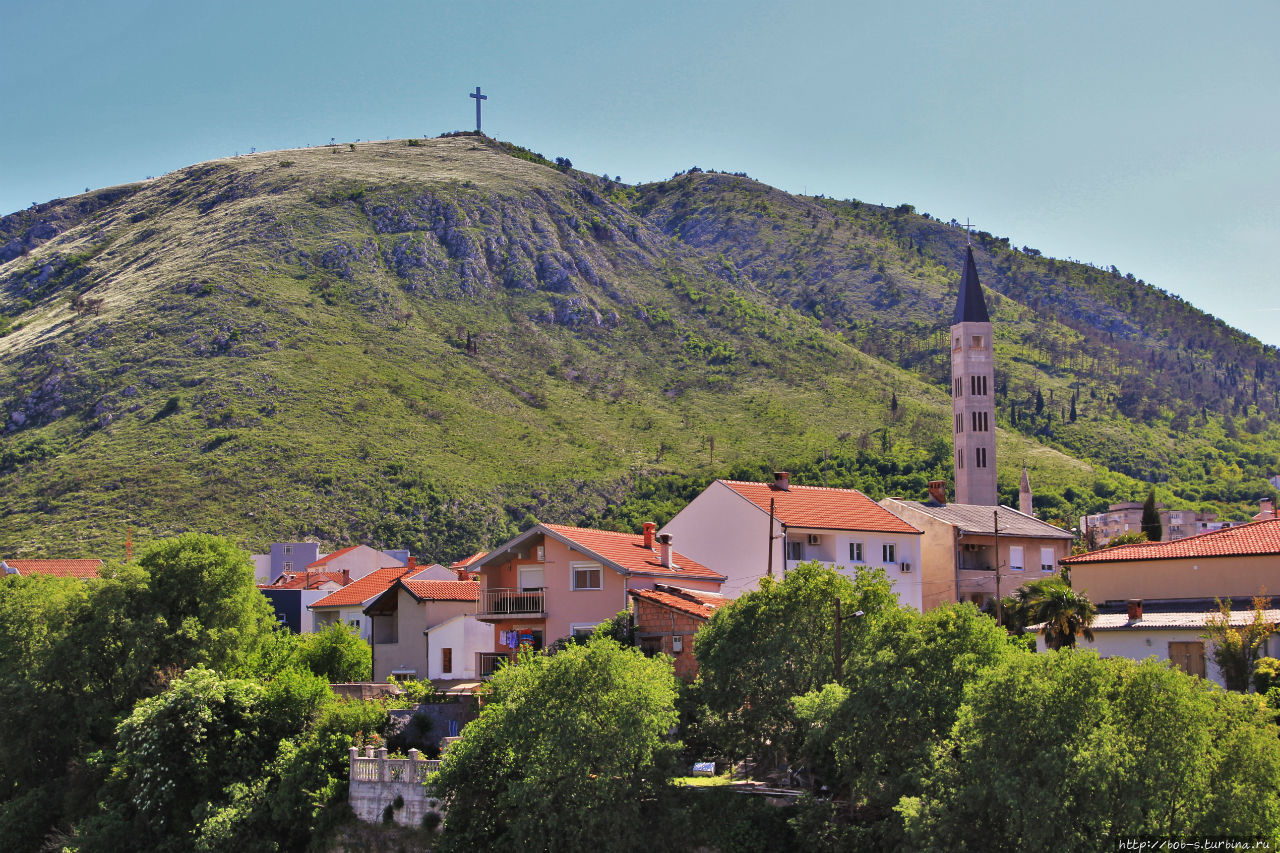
[478,587,545,618]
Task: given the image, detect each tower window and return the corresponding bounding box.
[971,411,989,432]
[971,335,984,349]
[970,376,988,396]
[953,336,961,350]
[956,413,963,433]
[957,449,964,470]
[976,447,988,468]
[954,378,962,396]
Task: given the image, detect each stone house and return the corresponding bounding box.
[629,584,730,680]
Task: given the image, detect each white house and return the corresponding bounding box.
[660,472,925,606]
[425,615,494,681]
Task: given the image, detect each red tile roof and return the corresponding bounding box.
[402,579,480,602]
[309,565,417,608]
[305,545,361,568]
[260,571,347,590]
[630,586,730,620]
[721,480,921,534]
[451,551,488,569]
[2,559,103,579]
[1063,518,1280,565]
[541,523,725,581]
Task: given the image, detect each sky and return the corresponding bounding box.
[3,0,1278,345]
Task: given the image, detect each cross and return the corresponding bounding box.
[470,86,488,133]
[962,218,976,245]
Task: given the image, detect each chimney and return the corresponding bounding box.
[656,533,673,568]
[1127,599,1143,621]
[341,569,350,585]
[1262,498,1276,520]
[407,556,417,572]
[770,471,790,491]
[928,480,948,505]
[643,522,657,550]
[455,568,470,581]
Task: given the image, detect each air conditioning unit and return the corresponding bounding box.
[807,534,822,546]
[900,562,913,573]
[672,635,684,653]
[535,545,545,562]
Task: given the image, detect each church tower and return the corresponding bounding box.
[951,246,997,505]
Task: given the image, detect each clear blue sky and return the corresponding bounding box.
[3,0,1278,345]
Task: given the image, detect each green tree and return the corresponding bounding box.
[1104,530,1149,547]
[899,653,1280,851]
[291,622,371,683]
[1141,488,1163,542]
[793,603,1022,848]
[431,633,680,852]
[1205,596,1276,691]
[85,666,333,851]
[1028,580,1097,650]
[693,562,897,765]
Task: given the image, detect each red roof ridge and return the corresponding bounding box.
[1064,517,1280,564]
[309,564,418,608]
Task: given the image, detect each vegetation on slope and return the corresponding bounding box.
[0,137,1275,560]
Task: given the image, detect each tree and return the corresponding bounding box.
[899,654,1280,850]
[1104,530,1149,548]
[1028,580,1097,650]
[1141,488,1163,542]
[431,633,679,852]
[84,665,333,852]
[1205,596,1276,691]
[692,562,896,765]
[793,604,1023,847]
[291,622,371,683]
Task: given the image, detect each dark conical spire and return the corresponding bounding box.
[953,246,990,324]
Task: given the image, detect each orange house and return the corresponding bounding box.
[468,523,726,676]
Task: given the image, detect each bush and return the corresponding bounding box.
[1255,657,1280,694]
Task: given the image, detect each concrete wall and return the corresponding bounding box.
[1070,554,1280,604]
[880,502,961,610]
[951,320,997,506]
[781,526,925,611]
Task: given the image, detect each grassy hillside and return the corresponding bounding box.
[0,136,1274,560]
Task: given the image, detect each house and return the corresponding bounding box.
[1079,502,1222,547]
[660,472,925,603]
[425,615,493,682]
[254,542,408,585]
[881,480,1074,610]
[1,559,104,580]
[362,578,480,681]
[1063,597,1280,687]
[1059,518,1280,684]
[258,570,347,633]
[308,562,423,643]
[468,523,726,676]
[629,584,730,680]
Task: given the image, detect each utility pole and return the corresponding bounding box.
[833,598,864,684]
[993,509,1002,626]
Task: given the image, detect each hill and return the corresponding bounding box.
[0,135,1276,559]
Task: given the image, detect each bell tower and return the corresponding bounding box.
[951,246,997,505]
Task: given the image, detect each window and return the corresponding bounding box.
[283,561,293,571]
[348,618,361,630]
[441,647,452,674]
[975,447,987,468]
[849,542,864,562]
[787,541,805,561]
[1041,547,1055,573]
[956,449,964,470]
[571,623,602,640]
[955,413,963,433]
[953,336,961,351]
[571,562,603,590]
[971,335,984,349]
[954,377,963,396]
[971,411,988,432]
[1009,545,1024,572]
[969,375,988,396]
[518,564,545,592]
[882,543,897,564]
[283,545,292,555]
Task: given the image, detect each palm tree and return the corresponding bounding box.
[1030,581,1097,650]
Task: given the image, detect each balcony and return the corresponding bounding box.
[476,587,546,621]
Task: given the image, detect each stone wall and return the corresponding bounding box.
[348,746,443,829]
